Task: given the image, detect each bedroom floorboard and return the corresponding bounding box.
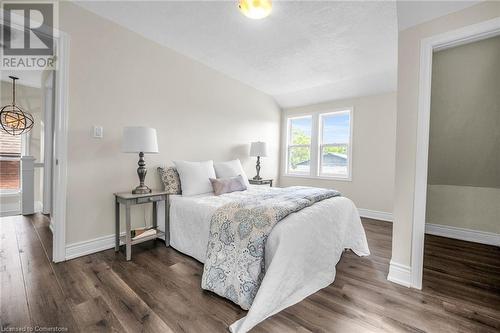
[1,214,499,332]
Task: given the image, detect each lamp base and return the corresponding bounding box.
[132,185,152,195]
[253,156,262,181]
[133,152,151,194]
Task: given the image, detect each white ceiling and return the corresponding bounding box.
[74,1,481,108]
[76,1,398,108]
[0,70,43,89]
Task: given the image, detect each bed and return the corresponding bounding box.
[167,185,370,333]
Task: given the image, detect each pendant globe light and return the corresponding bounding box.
[0,76,34,136]
[238,0,272,20]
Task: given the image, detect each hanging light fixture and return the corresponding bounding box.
[0,76,34,136]
[238,0,272,20]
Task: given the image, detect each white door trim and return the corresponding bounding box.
[52,32,70,263]
[412,17,500,289]
[42,71,55,215]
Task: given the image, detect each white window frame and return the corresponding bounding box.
[282,107,353,181]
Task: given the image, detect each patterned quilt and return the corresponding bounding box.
[201,186,341,310]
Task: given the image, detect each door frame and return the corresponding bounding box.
[412,17,500,289]
[6,14,70,263]
[52,31,70,263]
[41,70,55,216]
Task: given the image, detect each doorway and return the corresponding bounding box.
[0,71,51,217]
[412,17,500,290]
[0,19,69,263]
[423,35,500,307]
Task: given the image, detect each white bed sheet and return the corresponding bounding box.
[169,185,370,333]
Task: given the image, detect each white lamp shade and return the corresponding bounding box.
[250,141,268,157]
[122,127,159,153]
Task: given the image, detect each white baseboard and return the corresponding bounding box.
[425,223,500,246]
[65,230,165,260]
[66,232,124,260]
[358,208,393,222]
[0,210,20,217]
[387,260,412,287]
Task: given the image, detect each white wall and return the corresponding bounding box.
[60,2,281,245]
[280,92,397,215]
[393,1,500,270]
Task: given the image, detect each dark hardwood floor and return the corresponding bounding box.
[1,213,499,332]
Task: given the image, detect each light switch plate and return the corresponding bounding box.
[92,126,103,138]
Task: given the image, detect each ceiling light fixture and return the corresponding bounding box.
[0,76,34,136]
[238,0,272,20]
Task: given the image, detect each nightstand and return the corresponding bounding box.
[114,190,170,261]
[248,179,273,187]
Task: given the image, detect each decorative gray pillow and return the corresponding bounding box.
[210,175,247,196]
[157,166,182,194]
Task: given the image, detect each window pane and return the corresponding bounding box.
[0,130,21,157]
[290,116,312,145]
[322,112,350,146]
[0,130,21,190]
[321,112,350,177]
[288,146,310,174]
[321,146,348,176]
[0,160,20,189]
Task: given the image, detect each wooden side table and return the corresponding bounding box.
[114,190,170,261]
[248,179,273,187]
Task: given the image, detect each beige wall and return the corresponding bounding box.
[429,36,500,188]
[426,35,500,235]
[393,1,500,268]
[60,2,281,244]
[280,92,397,214]
[427,185,500,233]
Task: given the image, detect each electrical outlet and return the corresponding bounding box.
[92,126,103,138]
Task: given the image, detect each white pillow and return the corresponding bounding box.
[214,159,250,186]
[173,160,216,196]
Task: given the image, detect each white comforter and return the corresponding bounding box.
[169,186,370,333]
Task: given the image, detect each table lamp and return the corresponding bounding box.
[122,127,159,194]
[250,141,268,180]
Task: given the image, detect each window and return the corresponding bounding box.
[319,111,351,177]
[285,109,352,180]
[0,130,22,191]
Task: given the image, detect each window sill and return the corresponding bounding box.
[0,190,21,196]
[282,174,352,182]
